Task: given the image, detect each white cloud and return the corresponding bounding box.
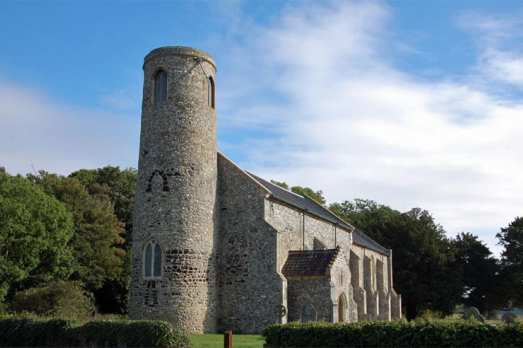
[1,0,519,256]
[217,2,523,255]
[457,11,523,89]
[0,78,140,176]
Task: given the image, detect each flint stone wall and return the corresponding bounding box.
[287,278,333,322]
[265,198,357,323]
[350,244,394,320]
[331,252,358,322]
[264,199,352,272]
[216,155,285,334]
[130,46,402,334]
[129,47,218,333]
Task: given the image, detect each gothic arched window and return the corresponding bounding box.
[208,76,215,109]
[154,70,167,102]
[144,240,163,279]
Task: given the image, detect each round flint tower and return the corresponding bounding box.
[129,47,217,333]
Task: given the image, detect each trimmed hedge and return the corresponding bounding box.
[0,317,73,347]
[263,320,523,347]
[72,320,191,348]
[0,316,191,347]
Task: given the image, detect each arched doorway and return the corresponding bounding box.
[338,293,347,323]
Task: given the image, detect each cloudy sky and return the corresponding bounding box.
[1,0,522,256]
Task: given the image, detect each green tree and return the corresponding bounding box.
[329,199,397,240]
[330,199,462,319]
[451,232,507,315]
[397,208,462,319]
[270,180,289,190]
[70,166,136,313]
[290,186,326,205]
[29,172,125,294]
[70,166,136,244]
[497,217,523,308]
[270,180,326,205]
[0,169,74,301]
[10,280,94,318]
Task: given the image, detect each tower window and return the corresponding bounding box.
[208,76,215,109]
[154,70,167,102]
[144,240,163,279]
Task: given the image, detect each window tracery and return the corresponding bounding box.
[144,240,163,279]
[154,70,167,102]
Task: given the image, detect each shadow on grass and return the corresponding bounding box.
[188,334,265,348]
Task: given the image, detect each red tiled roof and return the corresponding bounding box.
[282,247,339,278]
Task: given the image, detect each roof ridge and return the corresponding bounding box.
[246,172,306,199]
[302,193,354,230]
[217,152,272,195]
[353,229,389,255]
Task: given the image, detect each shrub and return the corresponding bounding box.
[0,316,191,348]
[0,316,75,347]
[70,320,191,347]
[0,302,8,315]
[417,309,443,320]
[10,281,94,319]
[263,320,523,347]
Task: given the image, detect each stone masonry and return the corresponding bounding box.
[130,46,402,334]
[129,47,218,333]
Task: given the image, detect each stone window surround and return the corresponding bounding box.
[153,68,168,103]
[143,239,163,280]
[208,76,215,109]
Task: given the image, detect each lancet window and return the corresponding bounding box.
[208,76,215,109]
[154,70,167,102]
[144,240,163,279]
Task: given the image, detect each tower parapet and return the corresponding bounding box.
[129,46,218,333]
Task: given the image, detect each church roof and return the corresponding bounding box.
[246,172,389,255]
[352,229,389,255]
[282,248,339,278]
[247,172,353,230]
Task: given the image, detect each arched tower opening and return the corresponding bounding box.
[208,76,215,109]
[154,69,167,102]
[338,293,348,323]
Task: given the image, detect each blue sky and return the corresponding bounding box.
[2,0,523,256]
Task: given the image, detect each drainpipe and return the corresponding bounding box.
[334,223,338,248]
[363,247,366,290]
[195,58,209,79]
[302,209,307,250]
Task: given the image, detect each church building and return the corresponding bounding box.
[129,46,402,334]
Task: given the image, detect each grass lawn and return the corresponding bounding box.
[188,334,265,348]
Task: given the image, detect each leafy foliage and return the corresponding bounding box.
[270,180,326,205]
[270,180,289,190]
[497,216,523,308]
[451,233,507,315]
[70,166,136,245]
[0,316,75,347]
[72,320,191,348]
[10,281,94,319]
[28,172,125,294]
[329,199,462,319]
[0,171,74,301]
[0,316,190,348]
[70,166,136,313]
[263,320,523,347]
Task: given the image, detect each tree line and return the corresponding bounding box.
[0,167,522,320]
[273,181,523,319]
[0,166,135,314]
